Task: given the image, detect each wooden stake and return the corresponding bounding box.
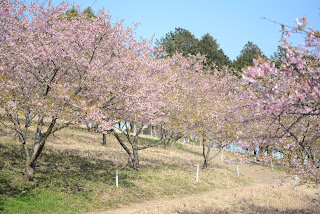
[116,170,119,187]
[196,165,199,182]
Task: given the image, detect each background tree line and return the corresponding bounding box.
[157,27,283,77]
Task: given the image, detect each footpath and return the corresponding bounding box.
[92,164,320,214]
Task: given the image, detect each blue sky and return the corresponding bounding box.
[30,0,320,60]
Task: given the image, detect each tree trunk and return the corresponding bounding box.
[113,131,140,170]
[201,138,224,169]
[23,116,57,182]
[203,156,208,168]
[102,133,107,146]
[131,148,140,170]
[202,138,209,168]
[254,148,260,161]
[23,162,36,181]
[164,138,171,148]
[170,134,182,148]
[131,131,141,170]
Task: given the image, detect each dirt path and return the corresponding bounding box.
[93,183,319,214]
[91,164,320,214]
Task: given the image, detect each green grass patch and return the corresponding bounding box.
[0,189,90,214]
[174,141,185,148]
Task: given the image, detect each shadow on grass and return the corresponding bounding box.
[178,196,320,213]
[0,142,136,201]
[176,145,202,157]
[0,174,25,198]
[178,200,320,213]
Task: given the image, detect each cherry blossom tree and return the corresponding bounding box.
[155,53,205,146]
[191,70,248,168]
[243,18,320,184]
[158,55,246,168]
[199,71,247,168]
[99,53,206,170]
[98,54,169,170]
[0,0,158,180]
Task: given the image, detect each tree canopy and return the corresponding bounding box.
[157,28,231,69]
[157,27,199,57]
[65,6,95,20]
[198,33,231,69]
[270,45,287,68]
[233,41,265,75]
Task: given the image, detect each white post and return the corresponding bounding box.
[116,170,119,188]
[220,150,224,163]
[294,175,298,190]
[236,163,239,177]
[196,165,199,182]
[271,158,274,170]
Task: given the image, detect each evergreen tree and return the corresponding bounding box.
[65,7,78,21]
[158,29,230,70]
[83,7,95,20]
[198,33,231,69]
[65,7,95,21]
[157,28,199,57]
[270,45,287,68]
[233,41,265,75]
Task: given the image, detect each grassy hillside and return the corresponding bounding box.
[0,126,251,213]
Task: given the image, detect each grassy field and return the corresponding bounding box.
[0,125,319,213]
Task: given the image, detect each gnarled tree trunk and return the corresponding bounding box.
[202,138,227,169]
[24,162,36,181]
[112,123,161,171]
[202,138,211,168]
[131,145,140,170]
[102,133,107,146]
[4,110,69,181]
[22,116,58,181]
[113,130,141,170]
